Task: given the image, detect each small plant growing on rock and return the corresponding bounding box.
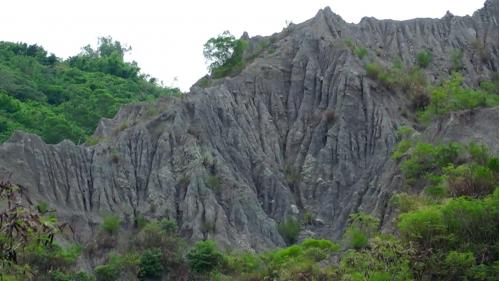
[36,201,50,214]
[450,49,463,71]
[102,215,120,235]
[159,218,177,234]
[354,47,368,59]
[342,212,379,250]
[344,37,355,51]
[202,151,215,167]
[303,211,315,225]
[278,217,300,245]
[416,50,433,68]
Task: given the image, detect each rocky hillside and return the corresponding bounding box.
[0,0,498,254]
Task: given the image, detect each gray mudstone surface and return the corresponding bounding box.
[0,0,497,261]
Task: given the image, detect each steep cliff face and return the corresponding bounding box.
[0,0,498,252]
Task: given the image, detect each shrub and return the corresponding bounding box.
[416,50,432,68]
[398,188,498,254]
[265,239,339,269]
[138,250,164,280]
[343,212,379,249]
[344,37,355,51]
[450,49,463,71]
[36,201,50,214]
[51,271,95,281]
[159,218,177,234]
[101,215,120,235]
[339,235,413,281]
[25,243,81,275]
[398,206,446,250]
[187,240,224,273]
[445,163,497,197]
[134,213,148,229]
[303,211,315,225]
[364,62,383,79]
[133,220,186,274]
[274,262,337,281]
[424,185,447,199]
[444,251,476,279]
[399,142,461,182]
[354,47,368,59]
[201,151,215,167]
[137,222,163,248]
[94,253,138,281]
[223,251,262,274]
[468,142,490,165]
[418,73,498,122]
[392,139,412,160]
[390,192,429,213]
[480,78,499,95]
[278,217,300,245]
[344,227,369,249]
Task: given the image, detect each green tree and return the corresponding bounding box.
[186,240,224,273]
[203,31,237,72]
[203,31,248,78]
[138,250,163,280]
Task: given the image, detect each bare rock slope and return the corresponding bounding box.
[0,0,498,251]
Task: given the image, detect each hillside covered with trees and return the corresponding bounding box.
[0,37,180,144]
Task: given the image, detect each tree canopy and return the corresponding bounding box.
[203,31,248,78]
[0,37,181,144]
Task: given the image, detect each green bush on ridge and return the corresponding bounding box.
[203,31,249,79]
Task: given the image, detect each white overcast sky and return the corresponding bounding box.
[0,0,486,91]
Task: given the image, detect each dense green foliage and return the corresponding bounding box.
[339,235,413,281]
[362,47,497,117]
[203,31,248,79]
[390,133,499,280]
[186,240,224,274]
[138,250,163,280]
[397,189,498,280]
[418,73,498,122]
[0,39,180,144]
[393,131,498,199]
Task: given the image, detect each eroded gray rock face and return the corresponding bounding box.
[0,0,498,253]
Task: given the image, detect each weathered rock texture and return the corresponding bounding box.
[0,0,498,254]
